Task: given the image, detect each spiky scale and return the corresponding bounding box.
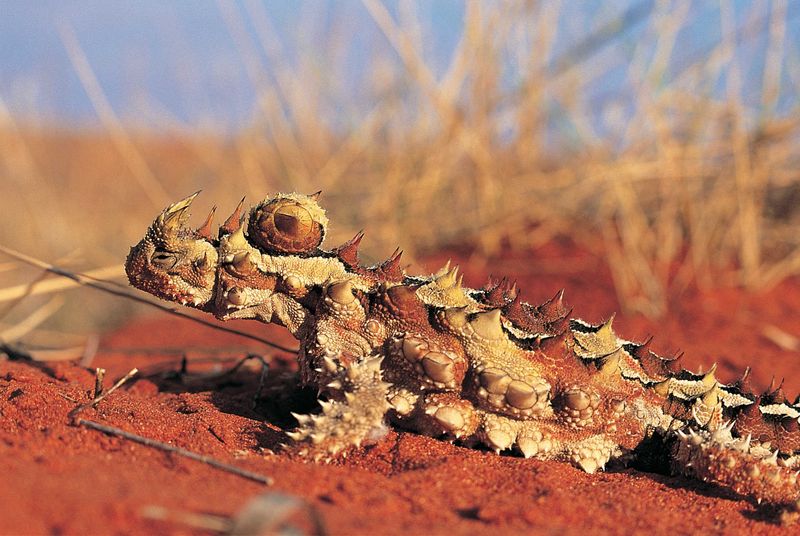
[226,223,248,250]
[335,231,365,267]
[663,351,685,374]
[482,277,518,307]
[377,248,404,281]
[195,206,217,241]
[632,336,665,377]
[538,288,568,322]
[547,314,571,335]
[220,196,246,236]
[781,416,799,433]
[437,265,459,288]
[735,367,755,396]
[470,309,504,340]
[765,379,789,405]
[328,281,355,305]
[539,330,568,353]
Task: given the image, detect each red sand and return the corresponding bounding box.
[2,245,800,535]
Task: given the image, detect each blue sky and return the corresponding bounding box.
[1,1,798,135]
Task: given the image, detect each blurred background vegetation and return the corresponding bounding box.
[1,1,799,344]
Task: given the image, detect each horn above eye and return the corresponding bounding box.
[248,195,326,254]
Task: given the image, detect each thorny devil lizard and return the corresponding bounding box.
[125,191,800,523]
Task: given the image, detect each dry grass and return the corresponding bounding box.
[1,1,799,333]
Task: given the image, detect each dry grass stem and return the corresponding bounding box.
[0,295,64,342]
[761,324,800,352]
[0,341,87,363]
[0,265,126,304]
[0,244,298,354]
[80,334,100,367]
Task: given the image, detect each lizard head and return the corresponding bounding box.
[125,192,219,308]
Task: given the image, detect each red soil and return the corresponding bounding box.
[2,244,800,535]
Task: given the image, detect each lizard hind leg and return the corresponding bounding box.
[287,353,391,460]
[672,423,800,523]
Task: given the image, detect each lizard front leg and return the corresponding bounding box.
[287,281,392,459]
[287,352,391,460]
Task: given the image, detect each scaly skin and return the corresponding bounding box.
[126,192,800,523]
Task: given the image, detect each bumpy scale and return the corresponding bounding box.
[126,192,800,523]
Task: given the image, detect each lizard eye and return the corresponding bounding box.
[248,197,324,254]
[151,251,177,270]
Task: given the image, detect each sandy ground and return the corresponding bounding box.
[2,244,800,535]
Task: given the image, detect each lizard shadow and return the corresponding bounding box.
[609,433,783,525]
[629,469,781,524]
[616,456,781,525]
[141,357,318,452]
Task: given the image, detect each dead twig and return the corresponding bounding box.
[155,353,271,410]
[227,354,271,410]
[87,345,265,356]
[57,392,80,403]
[0,244,298,355]
[140,506,231,532]
[75,419,273,485]
[69,367,274,485]
[93,367,106,398]
[67,367,140,422]
[0,265,126,304]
